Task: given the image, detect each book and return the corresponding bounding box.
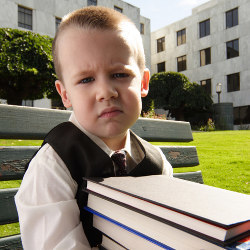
[82,176,250,245]
[85,197,225,249]
[101,234,128,250]
[86,202,225,249]
[91,208,170,249]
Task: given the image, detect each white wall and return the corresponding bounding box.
[140,15,151,70]
[151,0,250,108]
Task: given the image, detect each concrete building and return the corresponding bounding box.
[0,0,150,108]
[151,0,250,126]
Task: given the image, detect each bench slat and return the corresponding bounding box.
[0,104,193,141]
[0,235,22,249]
[0,188,19,225]
[0,146,39,180]
[173,171,204,184]
[131,118,193,142]
[0,104,71,140]
[159,146,199,167]
[0,146,199,181]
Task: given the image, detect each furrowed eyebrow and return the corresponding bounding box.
[72,70,94,80]
[110,64,136,75]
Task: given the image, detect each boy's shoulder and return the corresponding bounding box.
[130,130,160,152]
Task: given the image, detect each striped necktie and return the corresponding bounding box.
[111,150,127,176]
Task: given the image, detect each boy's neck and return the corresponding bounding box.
[69,113,128,151]
[100,132,127,151]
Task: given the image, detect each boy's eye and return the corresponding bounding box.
[112,73,129,79]
[79,77,94,84]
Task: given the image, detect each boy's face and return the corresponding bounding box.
[55,27,149,148]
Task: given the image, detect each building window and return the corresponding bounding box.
[177,29,186,46]
[87,0,97,6]
[199,19,210,38]
[227,39,239,59]
[200,48,211,66]
[200,79,211,95]
[18,6,32,30]
[234,106,250,125]
[140,23,144,34]
[114,6,123,13]
[177,55,187,72]
[157,37,165,53]
[157,62,165,73]
[55,17,61,30]
[227,72,240,92]
[226,8,238,29]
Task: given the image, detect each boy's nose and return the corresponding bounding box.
[96,80,118,101]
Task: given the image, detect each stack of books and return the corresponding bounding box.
[82,175,250,249]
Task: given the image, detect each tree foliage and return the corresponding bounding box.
[0,28,57,105]
[143,71,213,123]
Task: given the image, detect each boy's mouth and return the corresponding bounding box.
[99,107,123,118]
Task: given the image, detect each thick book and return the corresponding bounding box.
[85,201,224,249]
[89,207,171,250]
[82,176,250,245]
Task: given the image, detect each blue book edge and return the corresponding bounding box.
[84,206,174,250]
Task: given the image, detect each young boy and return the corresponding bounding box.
[15,6,173,249]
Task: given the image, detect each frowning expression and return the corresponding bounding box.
[55,27,149,146]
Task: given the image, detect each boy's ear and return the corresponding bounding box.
[141,68,150,97]
[55,80,72,108]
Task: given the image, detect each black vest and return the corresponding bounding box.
[39,122,163,247]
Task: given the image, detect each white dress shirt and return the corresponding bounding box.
[15,113,173,250]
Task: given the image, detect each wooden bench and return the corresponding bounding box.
[0,104,203,249]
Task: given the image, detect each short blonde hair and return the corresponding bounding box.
[52,6,146,80]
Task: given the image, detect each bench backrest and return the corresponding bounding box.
[0,104,203,248]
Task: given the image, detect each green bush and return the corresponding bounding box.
[199,118,216,131]
[0,28,57,105]
[143,71,213,124]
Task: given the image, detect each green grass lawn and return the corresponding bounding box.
[153,130,250,195]
[0,130,249,237]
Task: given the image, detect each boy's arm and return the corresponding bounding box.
[15,143,91,250]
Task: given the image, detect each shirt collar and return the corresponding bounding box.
[69,112,132,157]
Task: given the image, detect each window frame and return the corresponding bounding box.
[87,0,97,6]
[234,106,250,125]
[227,72,240,92]
[157,37,165,53]
[114,6,123,13]
[200,79,212,95]
[226,8,238,29]
[18,5,32,30]
[226,39,239,59]
[157,62,166,73]
[199,19,210,38]
[140,23,144,35]
[177,55,187,72]
[177,28,186,46]
[200,47,211,66]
